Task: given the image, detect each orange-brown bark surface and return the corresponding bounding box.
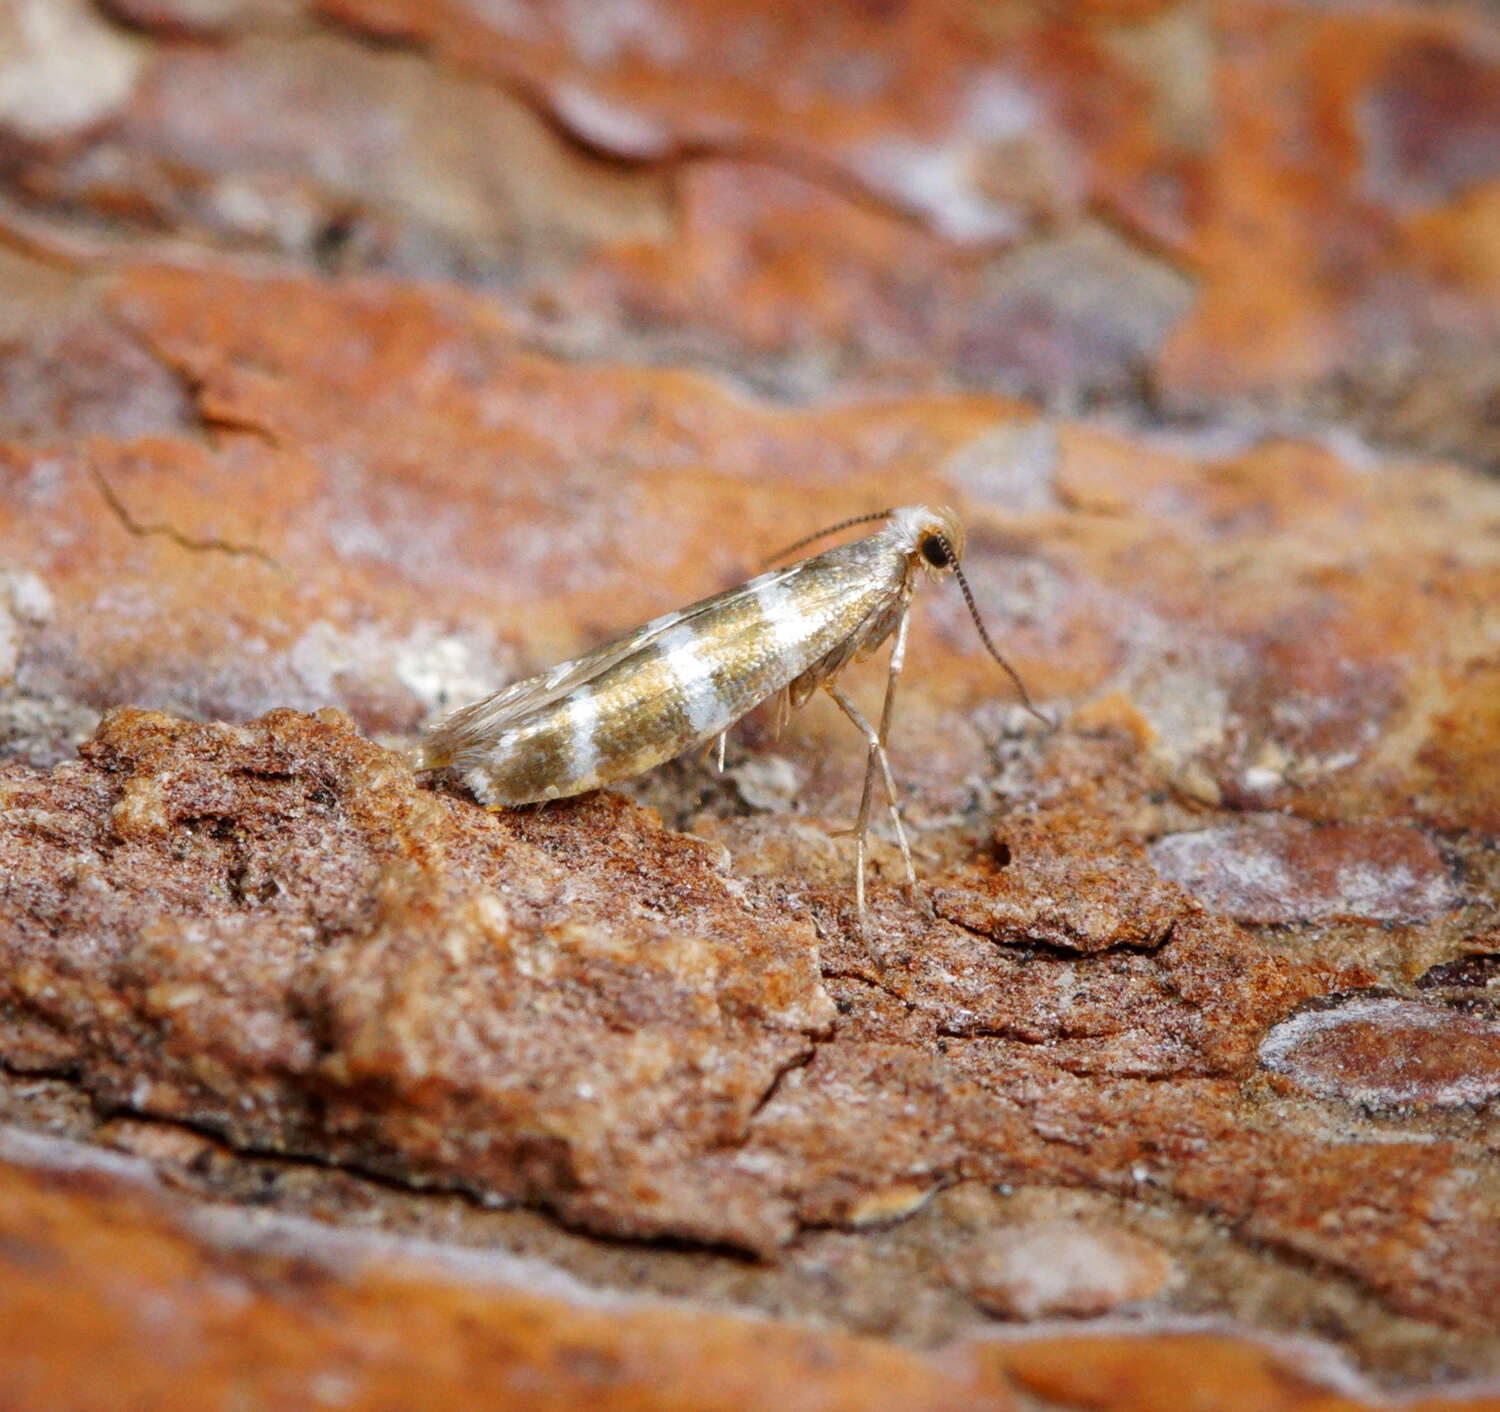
[3,1,1500,1407]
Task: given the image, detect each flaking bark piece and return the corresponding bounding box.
[930,811,1195,955]
[0,707,832,1251]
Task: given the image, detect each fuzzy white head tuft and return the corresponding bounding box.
[886,505,965,568]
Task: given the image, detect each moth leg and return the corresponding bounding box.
[699,730,729,772]
[826,682,917,912]
[826,684,876,918]
[873,602,917,892]
[771,686,791,740]
[825,685,916,887]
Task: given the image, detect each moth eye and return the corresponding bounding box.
[921,535,951,568]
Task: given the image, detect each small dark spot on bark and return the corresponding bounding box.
[314,212,361,271]
[1416,954,1500,990]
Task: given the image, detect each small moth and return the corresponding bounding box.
[422,505,1046,915]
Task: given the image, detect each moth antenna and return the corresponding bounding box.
[949,552,1054,729]
[761,508,896,568]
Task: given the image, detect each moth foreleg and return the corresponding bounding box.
[876,601,912,756]
[871,602,916,890]
[874,604,929,917]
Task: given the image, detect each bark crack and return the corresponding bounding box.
[748,1042,816,1122]
[90,464,283,571]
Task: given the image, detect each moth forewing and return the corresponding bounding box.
[420,503,1031,918]
[421,603,704,772]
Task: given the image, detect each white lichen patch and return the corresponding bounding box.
[728,754,801,812]
[847,69,1063,245]
[550,81,673,160]
[288,619,510,717]
[1149,820,1460,924]
[1259,998,1500,1109]
[952,1219,1173,1319]
[854,136,1027,244]
[0,0,146,139]
[0,568,54,685]
[942,419,1060,514]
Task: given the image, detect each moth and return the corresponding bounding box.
[422,505,1046,915]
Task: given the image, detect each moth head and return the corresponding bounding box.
[891,505,965,580]
[892,505,1052,729]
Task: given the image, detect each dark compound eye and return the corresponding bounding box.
[921,535,952,568]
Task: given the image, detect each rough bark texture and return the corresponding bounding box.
[3,1,1500,1407]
